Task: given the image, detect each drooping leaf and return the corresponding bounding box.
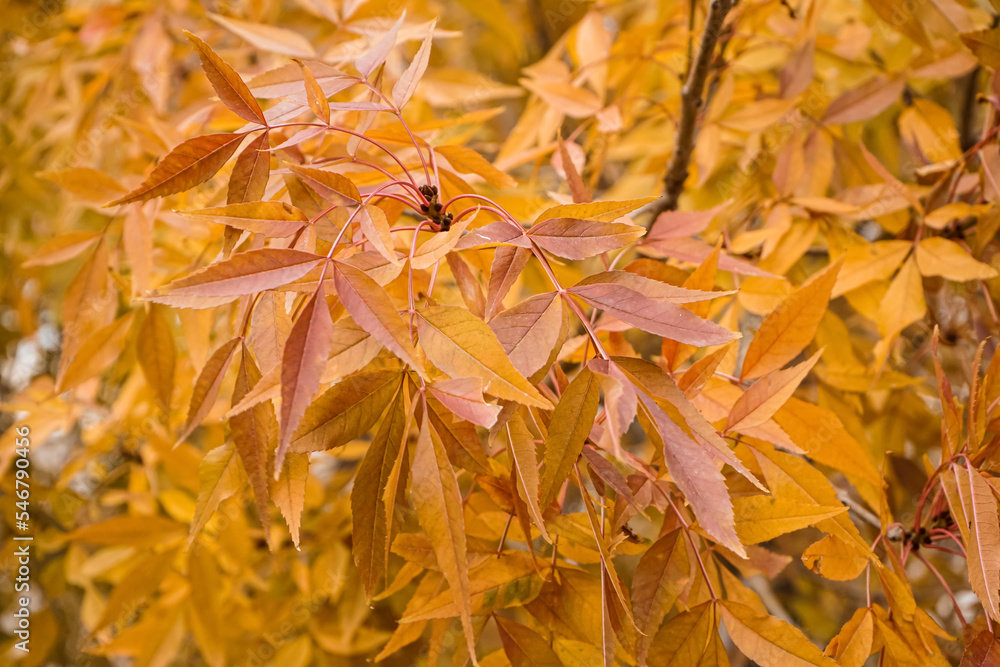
[272,452,309,547]
[504,412,549,540]
[727,350,822,432]
[539,367,601,506]
[733,495,846,544]
[189,444,246,545]
[177,337,241,445]
[137,305,176,411]
[720,600,838,667]
[496,616,564,667]
[227,131,271,204]
[632,529,691,666]
[291,370,402,453]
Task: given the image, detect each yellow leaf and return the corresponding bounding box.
[916,237,998,281]
[877,255,925,339]
[437,144,517,189]
[802,535,869,581]
[733,496,847,544]
[416,305,550,408]
[720,600,838,667]
[728,350,822,432]
[825,607,874,667]
[535,197,659,223]
[832,241,910,297]
[539,367,601,506]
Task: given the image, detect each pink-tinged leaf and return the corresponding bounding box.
[428,377,501,428]
[276,284,334,475]
[554,137,591,203]
[456,221,529,250]
[527,218,644,260]
[181,201,308,237]
[486,246,531,319]
[332,260,424,371]
[726,349,822,433]
[822,75,904,125]
[359,204,402,265]
[249,291,291,373]
[648,202,728,240]
[230,342,275,546]
[568,283,740,347]
[505,412,550,541]
[123,206,153,299]
[248,61,354,99]
[288,164,361,204]
[392,19,435,108]
[410,408,478,661]
[416,305,550,408]
[356,12,406,78]
[147,249,325,309]
[637,390,745,557]
[952,462,1000,622]
[227,131,270,204]
[641,236,775,277]
[177,337,241,446]
[299,61,331,124]
[488,292,563,378]
[185,31,266,124]
[107,133,245,206]
[588,358,638,454]
[575,270,734,304]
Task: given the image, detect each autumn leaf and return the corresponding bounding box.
[741,260,840,380]
[185,31,266,124]
[416,305,550,408]
[720,600,838,667]
[727,350,822,432]
[148,249,325,308]
[539,367,601,506]
[107,133,246,206]
[528,218,644,260]
[180,201,308,237]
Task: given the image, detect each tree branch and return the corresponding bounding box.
[650,0,734,220]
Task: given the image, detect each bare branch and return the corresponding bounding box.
[650,0,734,220]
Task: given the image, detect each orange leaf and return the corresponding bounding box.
[741,259,840,380]
[728,349,822,432]
[107,133,246,206]
[185,31,265,124]
[720,600,838,667]
[528,218,644,260]
[177,337,241,446]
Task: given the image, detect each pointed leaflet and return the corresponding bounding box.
[189,444,245,545]
[727,350,822,432]
[720,600,837,667]
[833,241,911,297]
[486,245,531,319]
[632,529,691,667]
[58,313,135,393]
[182,202,307,238]
[22,231,100,268]
[392,19,435,109]
[496,617,563,667]
[332,260,422,370]
[177,337,241,445]
[637,390,744,556]
[528,218,644,260]
[108,133,245,206]
[137,305,176,411]
[741,260,841,380]
[185,31,265,124]
[288,165,361,204]
[298,61,330,124]
[505,412,549,541]
[536,197,659,223]
[877,255,925,339]
[802,535,869,581]
[416,305,550,408]
[290,370,401,453]
[733,496,847,544]
[568,283,739,347]
[276,283,334,475]
[356,11,406,78]
[148,249,324,308]
[489,292,563,377]
[411,217,471,270]
[410,406,478,663]
[227,131,270,204]
[358,204,400,265]
[576,270,732,305]
[352,384,408,598]
[427,377,500,428]
[647,603,715,666]
[272,452,308,547]
[539,367,601,506]
[953,461,1000,621]
[230,342,275,544]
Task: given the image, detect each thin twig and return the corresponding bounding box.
[649,0,734,220]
